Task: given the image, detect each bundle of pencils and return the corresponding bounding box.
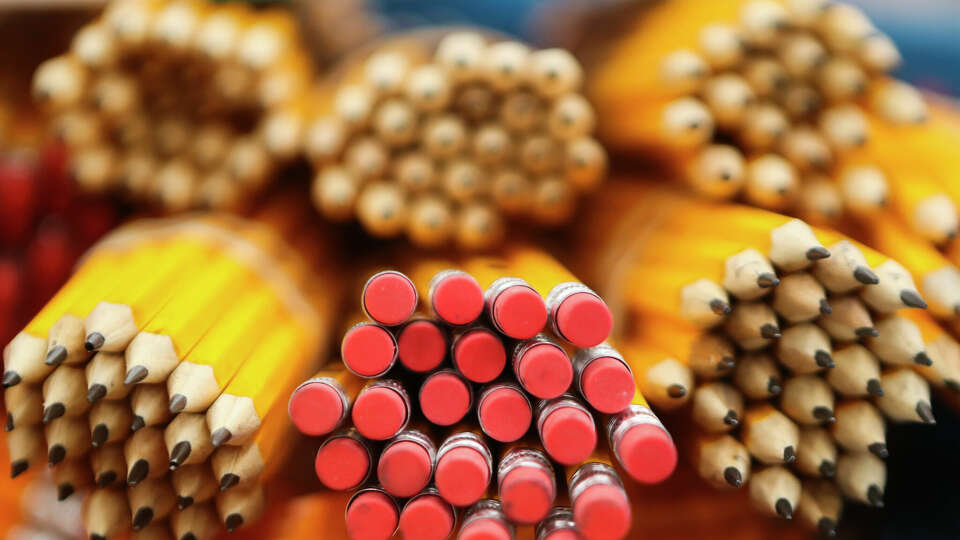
[579,0,920,225]
[287,246,676,540]
[2,203,342,539]
[30,0,313,212]
[301,29,608,249]
[568,179,953,535]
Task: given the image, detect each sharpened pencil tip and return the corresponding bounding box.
[916,401,936,424]
[91,535,107,540]
[767,377,782,396]
[867,485,884,507]
[131,416,145,432]
[225,513,244,532]
[723,410,739,426]
[723,467,742,488]
[854,266,879,285]
[211,427,232,448]
[855,327,878,338]
[709,299,732,315]
[813,407,835,423]
[220,473,240,492]
[96,471,117,488]
[177,496,194,510]
[900,290,927,309]
[124,365,148,386]
[85,332,105,352]
[757,273,780,288]
[783,446,796,464]
[818,518,837,537]
[819,460,835,478]
[868,442,889,459]
[806,246,830,260]
[48,444,66,466]
[91,424,108,447]
[128,459,149,485]
[87,384,107,403]
[867,379,884,397]
[667,384,686,398]
[45,346,67,366]
[132,507,154,531]
[169,394,187,414]
[169,441,191,470]
[775,498,793,520]
[814,350,834,369]
[719,356,736,370]
[10,460,28,478]
[42,403,65,423]
[760,324,781,339]
[182,534,197,540]
[945,380,960,394]
[914,351,933,366]
[57,483,74,501]
[2,371,21,388]
[5,413,12,432]
[819,299,832,315]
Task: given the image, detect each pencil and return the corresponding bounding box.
[830,401,888,457]
[85,351,131,403]
[748,466,800,520]
[172,463,218,510]
[795,426,837,479]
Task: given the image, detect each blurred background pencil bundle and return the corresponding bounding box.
[570,179,953,535]
[2,197,343,539]
[286,248,678,539]
[301,29,608,249]
[31,0,315,212]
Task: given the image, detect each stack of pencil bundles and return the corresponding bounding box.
[31,0,313,211]
[287,246,677,540]
[302,30,608,250]
[3,209,339,540]
[573,181,955,535]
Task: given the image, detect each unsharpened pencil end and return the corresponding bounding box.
[723,466,742,488]
[211,427,232,448]
[853,266,879,285]
[45,346,67,366]
[225,513,244,532]
[220,473,240,492]
[87,384,107,403]
[2,371,21,388]
[775,498,793,520]
[900,290,927,309]
[85,332,105,352]
[124,365,148,386]
[168,393,187,414]
[806,246,830,261]
[867,379,884,397]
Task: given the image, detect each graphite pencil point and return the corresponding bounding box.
[124,366,149,386]
[818,518,838,537]
[667,384,687,398]
[946,380,960,393]
[853,266,879,285]
[131,416,145,432]
[220,473,240,491]
[914,352,933,366]
[96,472,116,488]
[760,324,781,339]
[3,371,22,388]
[724,467,743,488]
[855,327,878,338]
[91,535,106,540]
[719,356,736,370]
[868,442,889,459]
[132,507,154,530]
[819,299,832,315]
[46,346,67,366]
[775,498,793,520]
[757,273,780,288]
[867,485,884,507]
[85,332,105,351]
[815,351,834,369]
[819,461,836,478]
[169,441,191,469]
[5,413,11,432]
[710,299,732,315]
[49,444,66,465]
[57,483,74,501]
[813,407,835,423]
[723,410,739,426]
[900,290,927,309]
[169,394,187,414]
[10,459,28,478]
[225,514,243,532]
[806,247,830,260]
[178,496,193,510]
[182,534,197,540]
[211,427,232,447]
[128,459,149,485]
[783,446,796,464]
[767,377,782,395]
[867,379,884,397]
[92,424,108,447]
[916,401,936,424]
[87,384,107,403]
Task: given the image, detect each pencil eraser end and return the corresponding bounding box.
[493,285,547,339]
[616,423,678,484]
[580,357,635,414]
[556,292,613,347]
